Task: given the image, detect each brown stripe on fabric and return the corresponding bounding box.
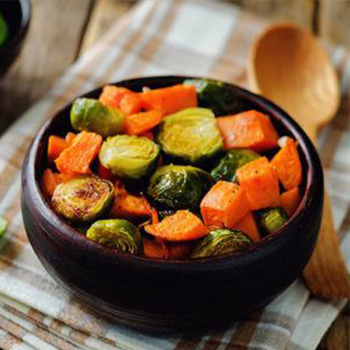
[250,311,295,330]
[0,316,27,340]
[173,337,202,350]
[34,327,78,350]
[57,299,109,340]
[225,310,263,350]
[248,325,290,350]
[68,328,90,347]
[129,0,183,77]
[3,304,45,327]
[201,330,227,350]
[0,330,22,349]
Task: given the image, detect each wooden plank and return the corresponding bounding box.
[318,0,350,48]
[80,0,136,55]
[227,0,314,29]
[0,0,93,134]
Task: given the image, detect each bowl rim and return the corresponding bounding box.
[23,75,323,270]
[0,0,31,57]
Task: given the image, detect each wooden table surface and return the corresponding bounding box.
[0,1,348,349]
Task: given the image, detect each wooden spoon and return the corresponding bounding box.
[247,22,349,299]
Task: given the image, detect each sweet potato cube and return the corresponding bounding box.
[124,110,162,135]
[280,187,300,216]
[236,157,280,210]
[200,181,250,229]
[216,110,279,152]
[271,137,302,190]
[234,212,260,242]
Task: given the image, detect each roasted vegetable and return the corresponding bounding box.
[41,168,62,198]
[52,174,114,222]
[200,181,250,229]
[55,131,102,175]
[0,216,8,239]
[256,207,289,234]
[234,212,260,242]
[191,229,252,258]
[143,238,194,259]
[99,135,160,179]
[184,78,248,116]
[87,219,141,253]
[145,210,208,241]
[47,136,68,163]
[216,110,279,152]
[280,187,300,216]
[157,108,223,164]
[271,137,302,190]
[147,165,214,211]
[236,157,280,210]
[140,84,197,116]
[70,98,124,138]
[211,149,260,182]
[124,110,162,135]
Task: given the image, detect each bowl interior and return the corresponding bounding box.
[30,76,319,267]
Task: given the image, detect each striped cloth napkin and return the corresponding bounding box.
[0,1,349,349]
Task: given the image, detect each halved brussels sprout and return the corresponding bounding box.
[191,229,252,258]
[157,108,223,164]
[86,219,141,253]
[52,174,114,223]
[147,165,215,211]
[211,149,260,182]
[99,135,160,179]
[256,207,289,234]
[184,79,249,116]
[70,98,124,138]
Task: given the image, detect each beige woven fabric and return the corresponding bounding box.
[0,1,349,349]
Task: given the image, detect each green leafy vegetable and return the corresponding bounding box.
[211,149,260,182]
[87,219,142,253]
[191,229,252,258]
[157,107,222,164]
[147,165,214,211]
[70,98,124,138]
[52,174,114,223]
[99,135,160,179]
[256,207,289,234]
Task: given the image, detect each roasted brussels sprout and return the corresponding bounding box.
[70,98,124,138]
[184,78,249,116]
[99,135,160,179]
[157,108,223,164]
[211,149,260,182]
[256,207,289,234]
[52,174,114,223]
[147,165,215,211]
[86,219,141,253]
[191,229,252,258]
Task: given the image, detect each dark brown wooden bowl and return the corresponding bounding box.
[21,76,324,334]
[0,0,30,77]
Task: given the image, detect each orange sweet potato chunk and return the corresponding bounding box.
[47,136,68,163]
[41,168,62,197]
[236,157,280,210]
[216,110,279,152]
[200,181,250,229]
[145,210,208,242]
[140,84,197,116]
[124,110,162,135]
[55,132,102,175]
[271,137,302,190]
[234,212,260,242]
[280,187,301,216]
[99,85,131,109]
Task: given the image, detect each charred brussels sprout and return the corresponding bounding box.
[191,229,252,258]
[86,219,141,253]
[256,207,289,234]
[70,98,124,138]
[147,165,215,211]
[184,79,249,116]
[99,135,160,179]
[52,175,114,223]
[211,149,260,182]
[157,108,222,164]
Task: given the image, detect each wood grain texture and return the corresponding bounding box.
[0,0,93,134]
[80,0,136,55]
[318,0,350,48]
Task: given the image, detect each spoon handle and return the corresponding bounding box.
[302,126,350,298]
